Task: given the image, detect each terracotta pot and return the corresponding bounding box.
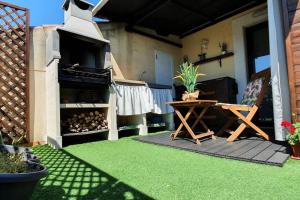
[291,144,300,159]
[182,90,199,101]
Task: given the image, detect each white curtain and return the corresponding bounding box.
[148,88,174,114]
[115,84,174,116]
[116,85,151,116]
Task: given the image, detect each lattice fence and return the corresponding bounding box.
[0,1,29,143]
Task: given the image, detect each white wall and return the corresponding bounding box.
[98,23,182,83]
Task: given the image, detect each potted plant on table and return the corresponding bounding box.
[0,132,48,200]
[281,120,300,159]
[174,62,205,101]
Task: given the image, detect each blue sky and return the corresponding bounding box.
[3,0,100,26]
[255,55,270,73]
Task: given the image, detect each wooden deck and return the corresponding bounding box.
[136,132,290,167]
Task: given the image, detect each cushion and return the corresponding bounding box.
[240,78,264,106]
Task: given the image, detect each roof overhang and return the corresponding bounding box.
[94,0,267,38]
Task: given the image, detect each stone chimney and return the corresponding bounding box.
[60,0,109,42]
[63,0,93,22]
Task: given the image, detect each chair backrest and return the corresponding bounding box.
[240,68,271,106]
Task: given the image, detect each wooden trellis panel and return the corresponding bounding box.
[0,1,29,142]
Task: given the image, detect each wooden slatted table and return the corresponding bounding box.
[167,100,218,144]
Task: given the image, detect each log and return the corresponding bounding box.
[63,110,107,133]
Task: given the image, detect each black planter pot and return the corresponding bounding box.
[0,162,48,200]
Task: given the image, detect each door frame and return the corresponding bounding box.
[232,7,268,101]
[245,21,270,79]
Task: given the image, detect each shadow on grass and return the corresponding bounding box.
[32,145,153,200]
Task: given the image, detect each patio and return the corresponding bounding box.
[1,0,300,199]
[31,135,300,200]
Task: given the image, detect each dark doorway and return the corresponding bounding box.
[246,21,270,77]
[245,21,274,136]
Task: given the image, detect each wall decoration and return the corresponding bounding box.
[199,39,209,61]
[219,42,228,55]
[183,55,189,63]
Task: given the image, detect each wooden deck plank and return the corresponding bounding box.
[141,134,194,147]
[172,138,197,147]
[193,138,227,152]
[205,140,243,154]
[238,141,273,159]
[178,138,223,153]
[228,140,264,157]
[278,146,288,153]
[267,152,290,165]
[217,139,255,156]
[135,132,289,166]
[252,143,284,162]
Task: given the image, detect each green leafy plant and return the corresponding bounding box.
[174,62,205,93]
[0,152,29,173]
[281,120,300,145]
[0,132,34,173]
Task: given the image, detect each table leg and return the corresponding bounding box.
[199,120,209,131]
[174,107,199,143]
[191,105,215,141]
[191,106,209,130]
[171,106,195,140]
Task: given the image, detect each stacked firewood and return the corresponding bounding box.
[62,111,108,133]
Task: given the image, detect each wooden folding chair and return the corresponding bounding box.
[216,68,271,142]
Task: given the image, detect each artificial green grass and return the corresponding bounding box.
[32,133,300,200]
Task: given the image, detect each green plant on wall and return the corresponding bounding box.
[174,62,205,93]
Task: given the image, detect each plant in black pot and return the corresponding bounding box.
[0,132,48,200]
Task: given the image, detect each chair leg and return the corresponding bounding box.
[216,118,236,136]
[229,106,270,141]
[242,120,270,140]
[227,123,247,142]
[225,106,255,142]
[227,119,270,141]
